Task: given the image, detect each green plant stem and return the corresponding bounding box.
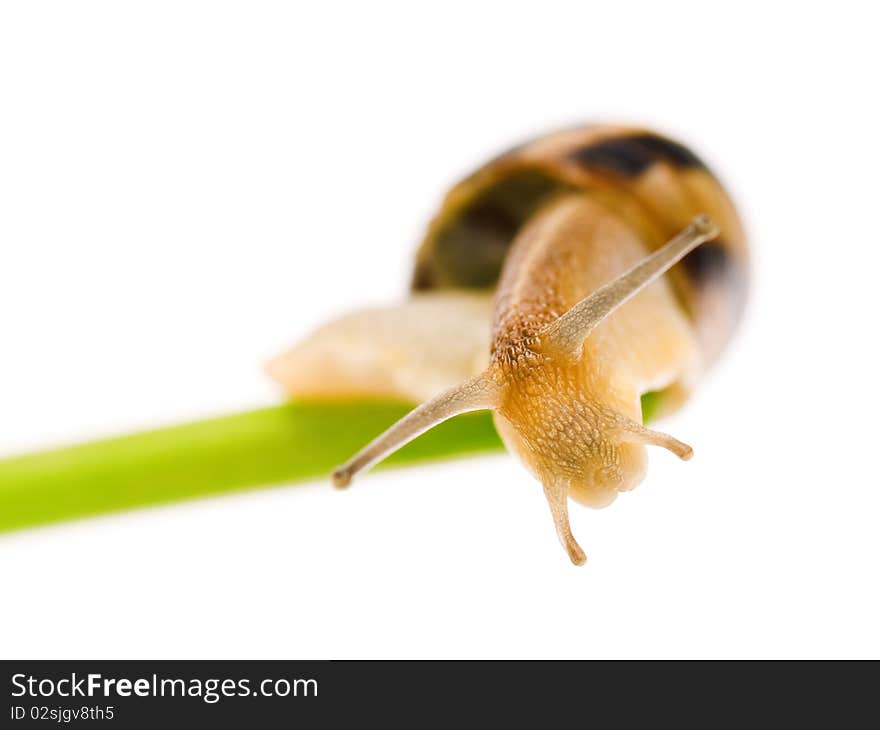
[0,401,503,534]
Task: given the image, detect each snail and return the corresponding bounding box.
[267,124,748,564]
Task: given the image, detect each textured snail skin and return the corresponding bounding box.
[488,193,700,512]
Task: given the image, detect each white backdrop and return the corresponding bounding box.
[1,1,877,659]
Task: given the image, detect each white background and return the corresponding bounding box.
[1,2,878,659]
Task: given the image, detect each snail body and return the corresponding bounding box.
[268,125,748,564]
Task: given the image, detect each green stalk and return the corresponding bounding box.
[0,401,503,534]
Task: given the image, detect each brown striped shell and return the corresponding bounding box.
[411,125,748,366]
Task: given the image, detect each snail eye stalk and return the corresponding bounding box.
[538,215,719,360]
[332,375,498,488]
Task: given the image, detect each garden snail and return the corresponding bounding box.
[268,124,748,564]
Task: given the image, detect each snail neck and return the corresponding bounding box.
[488,192,701,507]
